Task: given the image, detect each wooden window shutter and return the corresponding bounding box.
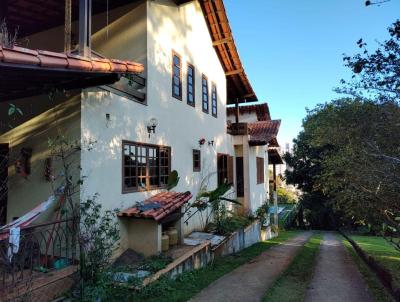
[227,155,234,184]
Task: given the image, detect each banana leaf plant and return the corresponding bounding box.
[184,182,241,234]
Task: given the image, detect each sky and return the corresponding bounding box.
[224,0,400,148]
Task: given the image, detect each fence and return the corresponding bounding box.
[0,218,78,294]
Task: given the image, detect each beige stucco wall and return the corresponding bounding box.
[0,96,81,223]
[80,0,234,236]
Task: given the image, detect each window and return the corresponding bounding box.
[256,157,264,184]
[211,83,217,117]
[172,52,182,100]
[202,75,209,113]
[187,64,195,106]
[123,141,171,192]
[217,154,234,186]
[193,149,201,172]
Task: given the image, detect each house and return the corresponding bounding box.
[0,0,282,288]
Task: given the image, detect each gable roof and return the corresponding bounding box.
[200,0,257,105]
[227,103,271,121]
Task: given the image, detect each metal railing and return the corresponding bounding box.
[0,218,78,292]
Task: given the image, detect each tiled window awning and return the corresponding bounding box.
[248,120,281,147]
[118,191,192,222]
[0,46,144,101]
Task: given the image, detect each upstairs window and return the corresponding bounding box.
[172,52,182,100]
[211,83,217,117]
[202,75,209,113]
[187,64,195,106]
[256,157,264,184]
[193,149,201,172]
[123,141,171,193]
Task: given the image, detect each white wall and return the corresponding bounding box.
[227,112,258,124]
[248,145,268,213]
[81,0,233,235]
[0,97,81,223]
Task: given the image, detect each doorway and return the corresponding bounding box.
[236,157,244,198]
[0,144,8,226]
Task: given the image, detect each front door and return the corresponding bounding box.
[0,144,8,226]
[236,157,244,197]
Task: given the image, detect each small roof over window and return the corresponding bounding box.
[248,120,281,146]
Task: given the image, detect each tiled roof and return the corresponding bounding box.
[227,103,271,121]
[0,46,144,73]
[268,148,284,165]
[248,120,281,146]
[118,191,192,221]
[200,0,257,104]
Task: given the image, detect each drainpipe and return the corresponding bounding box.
[79,0,92,57]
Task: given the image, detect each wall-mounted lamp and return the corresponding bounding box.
[208,140,214,146]
[147,117,158,138]
[106,113,111,128]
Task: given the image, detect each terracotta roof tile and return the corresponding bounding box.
[118,191,192,222]
[0,46,144,74]
[248,120,281,146]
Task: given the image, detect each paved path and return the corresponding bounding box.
[190,231,312,302]
[305,232,373,302]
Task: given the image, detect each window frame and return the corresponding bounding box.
[256,157,264,184]
[193,149,201,172]
[211,82,217,118]
[217,153,228,186]
[122,140,171,193]
[172,51,182,100]
[202,74,209,114]
[187,63,195,107]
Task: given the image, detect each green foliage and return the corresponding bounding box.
[138,254,173,273]
[186,182,242,235]
[263,233,322,302]
[79,195,121,299]
[277,187,296,204]
[255,202,270,225]
[166,170,180,191]
[206,212,252,236]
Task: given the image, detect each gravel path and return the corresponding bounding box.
[305,232,373,302]
[190,231,312,302]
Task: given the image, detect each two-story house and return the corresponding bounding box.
[0,0,282,259]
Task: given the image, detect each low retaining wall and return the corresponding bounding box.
[142,241,212,287]
[142,220,263,287]
[213,220,262,257]
[341,231,400,302]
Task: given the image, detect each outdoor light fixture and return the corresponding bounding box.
[147,117,158,138]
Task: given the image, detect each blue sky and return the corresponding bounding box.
[225,0,400,147]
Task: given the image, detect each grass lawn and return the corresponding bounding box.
[130,230,302,302]
[262,233,322,302]
[342,238,395,302]
[349,235,400,289]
